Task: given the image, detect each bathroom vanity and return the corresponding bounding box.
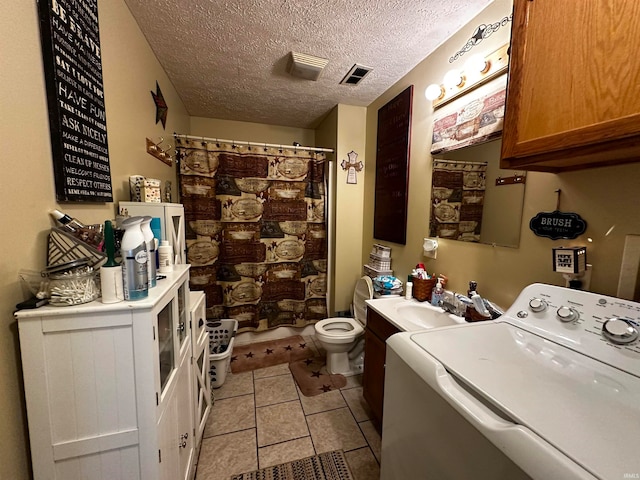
[15,265,206,480]
[362,297,464,426]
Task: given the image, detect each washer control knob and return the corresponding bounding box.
[529,298,547,312]
[602,318,639,345]
[556,306,579,323]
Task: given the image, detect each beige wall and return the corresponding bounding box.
[364,0,640,309]
[315,107,339,313]
[333,105,367,312]
[0,1,189,478]
[190,116,317,148]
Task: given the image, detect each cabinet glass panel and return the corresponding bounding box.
[158,298,175,391]
[177,282,187,346]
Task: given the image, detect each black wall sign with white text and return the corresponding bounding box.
[529,210,587,240]
[38,0,113,202]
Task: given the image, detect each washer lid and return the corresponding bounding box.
[353,276,373,325]
[410,321,640,480]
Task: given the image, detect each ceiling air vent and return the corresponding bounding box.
[340,64,372,85]
[288,52,329,81]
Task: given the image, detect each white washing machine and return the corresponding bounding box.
[381,283,640,480]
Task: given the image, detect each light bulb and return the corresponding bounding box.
[465,54,488,74]
[443,69,464,89]
[425,84,444,101]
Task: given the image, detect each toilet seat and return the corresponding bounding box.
[315,276,373,340]
[315,317,364,341]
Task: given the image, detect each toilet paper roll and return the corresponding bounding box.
[100,265,124,303]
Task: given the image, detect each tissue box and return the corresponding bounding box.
[129,175,144,201]
[142,178,161,203]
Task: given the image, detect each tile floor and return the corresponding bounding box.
[195,336,381,480]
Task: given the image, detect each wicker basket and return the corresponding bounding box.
[412,276,437,302]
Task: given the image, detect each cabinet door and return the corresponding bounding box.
[176,342,195,480]
[164,204,186,264]
[190,291,211,448]
[501,0,640,171]
[157,389,179,480]
[362,328,386,426]
[157,297,177,395]
[177,281,189,347]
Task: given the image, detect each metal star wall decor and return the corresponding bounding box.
[150,81,168,129]
[449,14,512,63]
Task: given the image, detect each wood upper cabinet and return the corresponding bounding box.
[501,0,640,172]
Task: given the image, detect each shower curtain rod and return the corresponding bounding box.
[433,158,488,165]
[174,133,334,153]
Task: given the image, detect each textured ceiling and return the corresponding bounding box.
[124,0,493,129]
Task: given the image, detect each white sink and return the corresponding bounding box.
[395,303,460,330]
[365,297,465,332]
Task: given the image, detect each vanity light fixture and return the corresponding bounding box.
[425,43,509,109]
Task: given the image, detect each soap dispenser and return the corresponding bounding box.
[431,278,444,306]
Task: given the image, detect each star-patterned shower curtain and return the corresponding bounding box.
[176,138,328,333]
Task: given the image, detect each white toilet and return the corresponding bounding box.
[314,276,373,376]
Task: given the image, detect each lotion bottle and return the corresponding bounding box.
[405,281,413,300]
[158,240,173,273]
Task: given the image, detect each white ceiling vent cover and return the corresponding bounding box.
[340,64,373,85]
[288,52,329,81]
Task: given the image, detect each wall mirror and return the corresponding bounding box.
[430,139,526,248]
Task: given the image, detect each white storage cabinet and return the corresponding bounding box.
[120,201,186,264]
[16,265,195,480]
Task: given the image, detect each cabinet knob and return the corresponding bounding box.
[177,322,185,333]
[198,318,204,328]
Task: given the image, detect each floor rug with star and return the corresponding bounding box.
[289,356,347,397]
[230,335,314,374]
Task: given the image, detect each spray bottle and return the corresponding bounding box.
[120,217,148,300]
[140,216,157,288]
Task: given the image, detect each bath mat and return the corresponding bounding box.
[230,335,314,373]
[231,449,353,480]
[289,356,347,397]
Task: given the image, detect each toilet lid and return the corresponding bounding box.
[352,276,373,326]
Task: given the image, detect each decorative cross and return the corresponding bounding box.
[340,151,363,184]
